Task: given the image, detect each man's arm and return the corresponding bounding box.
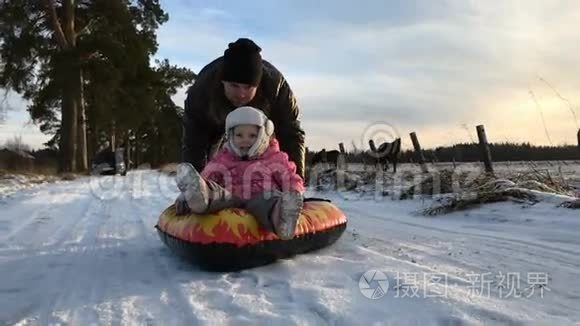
[181,85,211,171]
[272,79,306,179]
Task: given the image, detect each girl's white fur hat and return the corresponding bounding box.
[224,106,274,159]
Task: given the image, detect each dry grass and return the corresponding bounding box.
[158,163,178,175]
[421,173,576,216]
[59,173,78,181]
[423,185,539,216]
[309,161,579,215]
[308,166,377,192]
[0,165,82,181]
[559,199,580,209]
[509,167,575,195]
[399,169,476,199]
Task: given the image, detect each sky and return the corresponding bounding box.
[1,0,580,152]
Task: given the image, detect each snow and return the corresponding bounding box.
[0,173,60,203]
[1,166,580,325]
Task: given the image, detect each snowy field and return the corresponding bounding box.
[1,163,579,325]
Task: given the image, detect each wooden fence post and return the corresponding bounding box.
[335,143,347,189]
[409,132,429,173]
[368,139,382,172]
[577,129,580,152]
[361,142,368,171]
[367,140,384,193]
[476,125,494,173]
[368,139,377,153]
[337,142,346,171]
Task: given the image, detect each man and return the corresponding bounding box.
[181,38,306,178]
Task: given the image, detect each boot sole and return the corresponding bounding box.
[176,163,209,213]
[176,163,198,192]
[275,192,304,240]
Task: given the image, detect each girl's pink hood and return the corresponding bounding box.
[201,138,304,200]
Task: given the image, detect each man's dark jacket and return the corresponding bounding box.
[181,57,306,178]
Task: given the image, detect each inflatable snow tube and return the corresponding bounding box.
[155,198,347,272]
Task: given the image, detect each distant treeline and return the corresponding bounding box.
[306,142,580,164]
[405,142,579,162]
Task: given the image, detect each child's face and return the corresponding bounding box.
[232,124,260,154]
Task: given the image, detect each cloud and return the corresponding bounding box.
[153,1,580,150]
[4,1,580,151]
[260,1,580,149]
[0,91,51,150]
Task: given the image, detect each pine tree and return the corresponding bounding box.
[0,0,171,172]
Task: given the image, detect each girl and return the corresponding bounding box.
[175,106,305,240]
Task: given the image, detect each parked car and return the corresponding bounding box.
[91,148,127,176]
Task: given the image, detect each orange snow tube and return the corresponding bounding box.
[155,198,347,271]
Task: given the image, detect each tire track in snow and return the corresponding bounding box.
[28,172,184,325]
[343,205,580,269]
[1,184,106,325]
[0,179,96,249]
[4,174,144,325]
[0,188,62,246]
[34,190,112,325]
[102,170,201,325]
[336,233,547,325]
[341,204,580,323]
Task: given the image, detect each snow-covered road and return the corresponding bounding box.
[1,170,579,325]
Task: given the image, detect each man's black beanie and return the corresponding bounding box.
[222,38,263,86]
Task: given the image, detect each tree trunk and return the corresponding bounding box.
[76,69,88,171]
[59,83,77,173]
[153,130,160,167]
[57,51,81,172]
[125,131,131,171]
[134,131,140,167]
[111,121,116,151]
[87,102,98,168]
[47,0,80,173]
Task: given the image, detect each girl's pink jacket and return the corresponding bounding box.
[201,138,305,200]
